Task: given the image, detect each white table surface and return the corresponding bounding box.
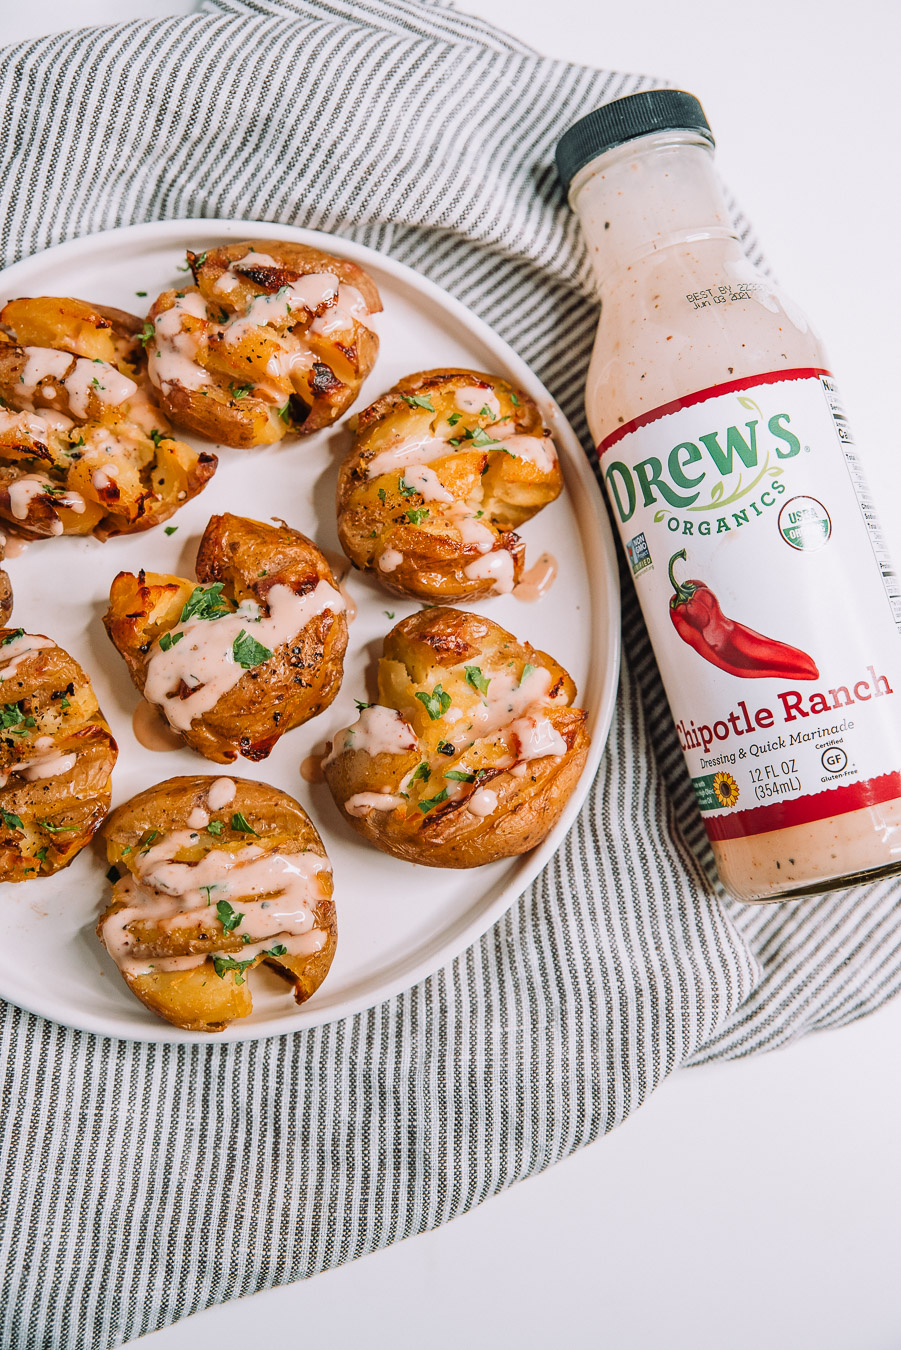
[7,2,901,1347]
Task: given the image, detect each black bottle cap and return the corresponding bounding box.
[555,89,714,191]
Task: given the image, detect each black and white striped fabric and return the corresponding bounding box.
[3,2,901,1344]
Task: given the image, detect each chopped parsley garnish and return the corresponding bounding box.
[139,829,159,854]
[200,884,218,905]
[405,507,429,525]
[354,699,371,712]
[377,488,387,504]
[231,812,258,835]
[415,683,451,721]
[398,477,417,497]
[444,769,476,783]
[149,429,165,448]
[38,819,77,833]
[212,955,255,984]
[91,377,102,390]
[464,665,490,695]
[180,583,229,623]
[0,810,24,831]
[216,899,244,933]
[277,401,291,422]
[447,412,462,426]
[158,631,184,652]
[207,820,225,835]
[139,321,155,346]
[520,663,537,684]
[479,405,491,417]
[401,394,435,411]
[164,525,178,536]
[60,697,70,710]
[136,290,147,297]
[34,848,48,863]
[0,629,24,646]
[0,703,34,736]
[469,427,499,448]
[265,944,288,958]
[411,761,430,784]
[232,630,273,669]
[229,382,253,399]
[194,251,208,267]
[437,741,455,756]
[418,788,449,814]
[510,392,520,406]
[384,611,395,619]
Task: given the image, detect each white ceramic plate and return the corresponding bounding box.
[0,218,620,1043]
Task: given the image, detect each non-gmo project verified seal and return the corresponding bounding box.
[626,532,652,576]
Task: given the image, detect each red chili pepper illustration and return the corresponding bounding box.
[668,550,819,680]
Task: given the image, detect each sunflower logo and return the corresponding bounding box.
[712,771,740,808]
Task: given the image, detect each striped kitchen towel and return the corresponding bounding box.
[3,1,901,1345]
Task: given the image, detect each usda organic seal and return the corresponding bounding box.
[778,495,832,550]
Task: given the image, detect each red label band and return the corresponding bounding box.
[598,368,831,457]
[702,772,901,843]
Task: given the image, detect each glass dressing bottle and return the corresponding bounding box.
[557,89,901,901]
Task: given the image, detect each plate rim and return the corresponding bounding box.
[0,216,621,1044]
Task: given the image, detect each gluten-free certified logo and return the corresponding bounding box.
[778,495,832,551]
[821,745,848,774]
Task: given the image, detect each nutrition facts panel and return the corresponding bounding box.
[823,375,901,632]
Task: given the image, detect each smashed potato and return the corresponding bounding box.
[336,369,563,602]
[0,296,217,540]
[0,537,12,626]
[145,240,382,448]
[0,627,117,881]
[104,512,348,764]
[324,607,589,867]
[98,775,337,1032]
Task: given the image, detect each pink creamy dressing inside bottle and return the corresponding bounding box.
[557,90,901,901]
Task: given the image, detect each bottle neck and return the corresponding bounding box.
[569,131,738,290]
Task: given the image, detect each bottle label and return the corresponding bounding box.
[598,369,901,841]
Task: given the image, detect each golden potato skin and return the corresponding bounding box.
[104,513,349,764]
[145,240,382,448]
[324,608,590,868]
[99,775,337,1032]
[0,537,12,626]
[0,628,117,881]
[0,297,217,541]
[336,369,563,602]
